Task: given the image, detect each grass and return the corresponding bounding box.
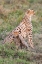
[32,21,42,33]
[0,43,39,64]
[0,43,33,64]
[0,57,31,64]
[0,0,42,64]
[0,43,42,64]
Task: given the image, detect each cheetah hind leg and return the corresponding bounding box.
[13,36,25,49]
[13,35,28,50]
[13,36,21,49]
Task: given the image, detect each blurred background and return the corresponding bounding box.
[0,0,42,64]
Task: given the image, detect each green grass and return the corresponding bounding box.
[0,43,41,64]
[32,21,42,33]
[0,43,33,64]
[0,43,38,64]
[0,57,31,64]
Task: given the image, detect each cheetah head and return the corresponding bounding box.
[25,9,35,21]
[26,9,35,17]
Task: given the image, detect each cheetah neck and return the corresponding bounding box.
[25,14,32,22]
[28,16,31,21]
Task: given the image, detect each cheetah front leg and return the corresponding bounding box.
[19,34,28,48]
[27,31,34,49]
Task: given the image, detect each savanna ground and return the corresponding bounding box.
[0,0,42,64]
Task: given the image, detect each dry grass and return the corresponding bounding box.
[0,0,42,64]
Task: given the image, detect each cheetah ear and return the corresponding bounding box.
[27,9,30,14]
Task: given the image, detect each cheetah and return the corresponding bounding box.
[3,9,35,49]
